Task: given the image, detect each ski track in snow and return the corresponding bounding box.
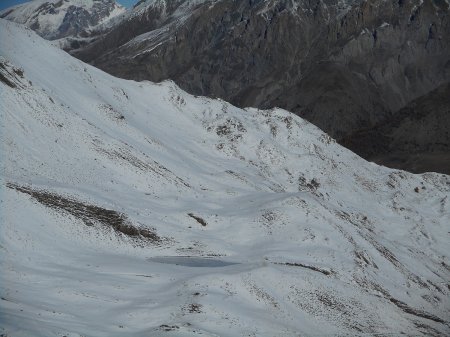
[0,19,449,336]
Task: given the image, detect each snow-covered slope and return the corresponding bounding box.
[1,19,449,336]
[0,0,125,40]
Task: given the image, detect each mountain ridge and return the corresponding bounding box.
[2,0,449,174]
[72,0,449,134]
[69,0,450,174]
[0,0,125,41]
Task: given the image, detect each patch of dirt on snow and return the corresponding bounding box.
[187,213,208,227]
[7,182,166,245]
[273,261,333,276]
[0,59,28,89]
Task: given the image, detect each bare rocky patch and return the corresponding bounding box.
[273,261,333,276]
[0,58,28,89]
[184,303,202,314]
[354,277,447,325]
[159,324,179,332]
[98,103,125,121]
[387,297,445,324]
[188,213,207,227]
[7,183,166,245]
[94,144,190,188]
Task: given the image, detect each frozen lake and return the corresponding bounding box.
[148,256,239,268]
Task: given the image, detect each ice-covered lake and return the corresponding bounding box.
[148,256,239,268]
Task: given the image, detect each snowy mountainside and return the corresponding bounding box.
[1,19,450,337]
[0,0,125,40]
[72,0,450,175]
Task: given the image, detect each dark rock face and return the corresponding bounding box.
[342,82,450,174]
[70,0,190,55]
[73,0,449,141]
[0,0,125,40]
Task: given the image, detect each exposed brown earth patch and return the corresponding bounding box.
[7,182,166,244]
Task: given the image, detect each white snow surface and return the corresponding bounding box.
[1,19,450,336]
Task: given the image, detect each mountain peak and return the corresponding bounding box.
[0,0,126,40]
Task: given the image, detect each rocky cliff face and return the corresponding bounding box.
[0,0,125,40]
[342,82,450,174]
[72,0,450,143]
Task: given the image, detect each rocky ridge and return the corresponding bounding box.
[70,0,450,173]
[72,0,450,140]
[0,0,125,41]
[2,0,449,174]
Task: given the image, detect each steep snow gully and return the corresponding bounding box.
[0,19,449,336]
